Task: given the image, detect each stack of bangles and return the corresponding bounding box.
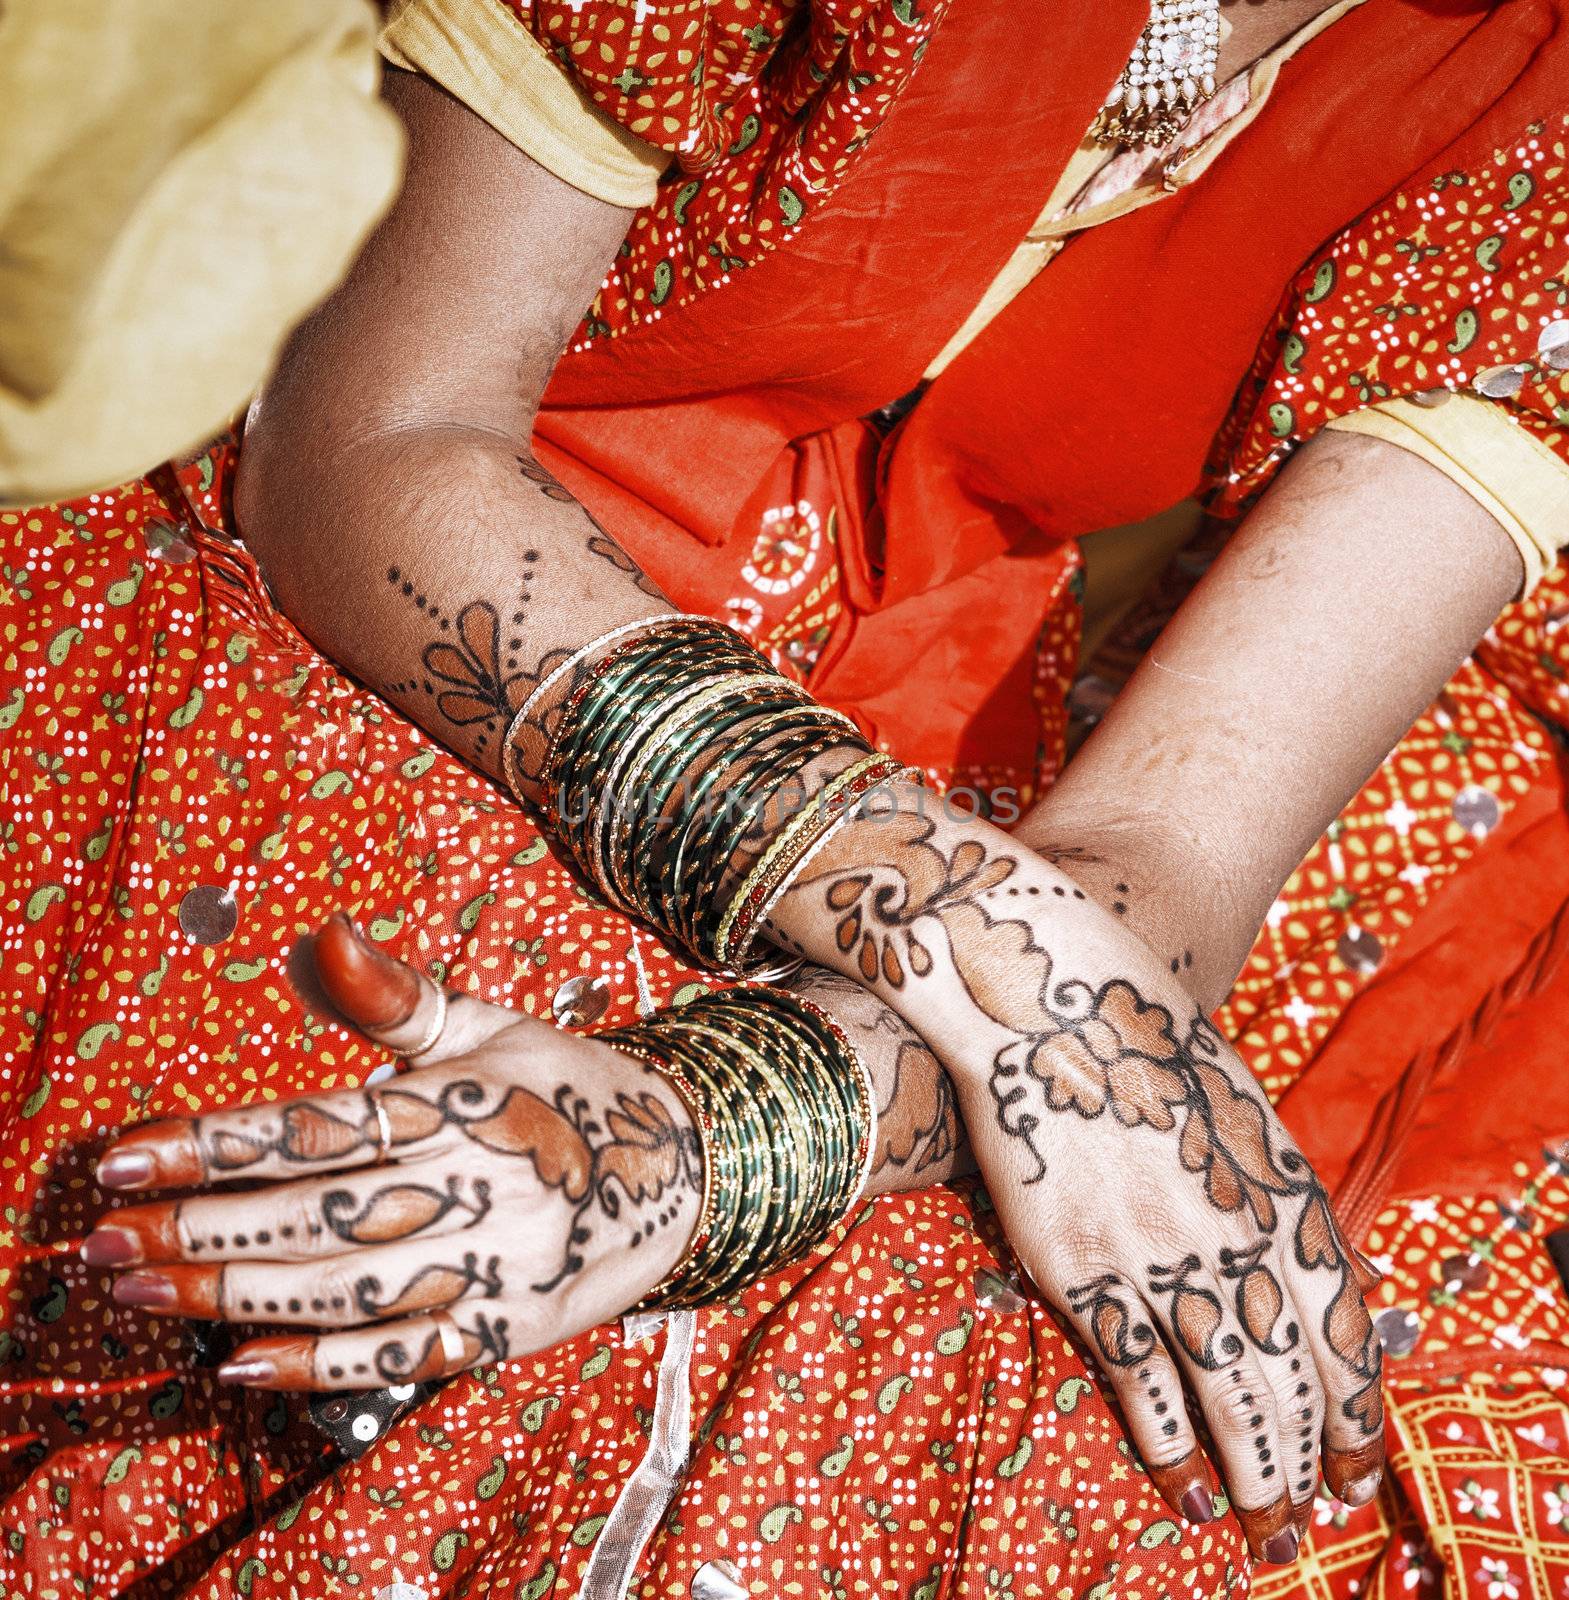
[603,988,877,1309]
[499,615,903,1304]
[503,615,910,974]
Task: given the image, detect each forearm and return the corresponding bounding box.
[1016,430,1525,1011]
[241,417,673,782]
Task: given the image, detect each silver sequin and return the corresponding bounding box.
[1451,785,1500,837]
[1066,673,1117,726]
[552,974,611,1027]
[1471,363,1530,400]
[691,1562,748,1600]
[1372,1306,1421,1358]
[178,884,238,944]
[975,1268,1027,1314]
[1336,927,1384,975]
[145,519,197,564]
[1406,387,1452,409]
[1538,319,1569,371]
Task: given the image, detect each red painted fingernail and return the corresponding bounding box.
[1180,1485,1216,1524]
[112,1271,176,1310]
[1350,1246,1386,1290]
[98,1150,155,1190]
[217,1358,277,1387]
[80,1227,141,1267]
[1261,1528,1300,1564]
[1341,1471,1382,1507]
[314,913,419,1029]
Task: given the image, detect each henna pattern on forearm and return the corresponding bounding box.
[517,454,665,600]
[789,809,1383,1436]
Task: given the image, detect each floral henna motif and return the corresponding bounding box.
[1147,1256,1245,1372]
[1066,1274,1158,1367]
[354,1252,504,1319]
[1295,1189,1385,1434]
[1219,1240,1300,1356]
[420,601,529,728]
[823,815,1013,990]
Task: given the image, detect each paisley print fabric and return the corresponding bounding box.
[492,0,950,346]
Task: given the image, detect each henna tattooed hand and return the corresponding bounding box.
[80,916,700,1391]
[773,795,1385,1565]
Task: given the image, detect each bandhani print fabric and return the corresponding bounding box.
[495,0,951,347]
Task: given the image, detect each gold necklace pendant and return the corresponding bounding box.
[1094,0,1221,149]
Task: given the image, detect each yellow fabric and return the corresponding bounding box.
[0,0,404,507]
[1328,395,1569,598]
[379,0,668,208]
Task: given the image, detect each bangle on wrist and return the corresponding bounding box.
[602,987,876,1309]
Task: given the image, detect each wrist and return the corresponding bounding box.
[1011,801,1259,1014]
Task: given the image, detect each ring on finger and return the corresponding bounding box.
[430,1308,466,1371]
[388,986,448,1060]
[366,1091,396,1164]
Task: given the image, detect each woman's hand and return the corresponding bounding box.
[80,916,700,1389]
[770,794,1384,1564]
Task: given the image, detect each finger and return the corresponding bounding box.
[82,1161,493,1268]
[1217,1243,1326,1530]
[108,1242,505,1327]
[216,1308,500,1390]
[1060,1274,1217,1525]
[98,1082,412,1194]
[1292,1194,1386,1507]
[314,913,510,1061]
[1147,1256,1298,1564]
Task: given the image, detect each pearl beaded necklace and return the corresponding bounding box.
[1095,0,1222,149]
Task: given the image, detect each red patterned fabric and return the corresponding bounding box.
[5,6,1569,1595]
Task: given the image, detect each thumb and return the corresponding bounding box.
[312,912,512,1061]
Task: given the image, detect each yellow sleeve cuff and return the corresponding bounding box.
[1326,394,1569,599]
[379,0,666,209]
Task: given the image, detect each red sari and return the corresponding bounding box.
[3,4,1569,1596]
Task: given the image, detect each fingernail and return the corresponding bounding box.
[217,1358,277,1387]
[1180,1485,1216,1524]
[112,1270,176,1310]
[314,913,419,1028]
[80,1227,141,1267]
[1341,1471,1382,1507]
[98,1149,155,1190]
[1261,1527,1300,1564]
[1350,1246,1386,1292]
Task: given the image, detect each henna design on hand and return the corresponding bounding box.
[785,965,964,1183]
[531,1085,699,1292]
[791,808,1384,1439]
[353,1251,503,1319]
[1147,1256,1245,1371]
[1066,1274,1158,1367]
[322,1175,493,1245]
[1219,1241,1300,1356]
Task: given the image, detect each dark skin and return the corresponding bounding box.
[94,32,1532,1556]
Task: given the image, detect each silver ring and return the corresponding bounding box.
[367,1092,394,1164]
[431,1310,467,1371]
[388,986,448,1060]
